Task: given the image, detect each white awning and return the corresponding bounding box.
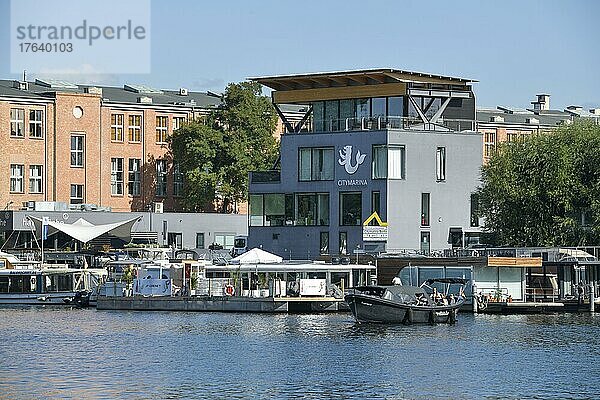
[28,216,139,244]
[231,248,283,264]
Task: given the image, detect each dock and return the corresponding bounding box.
[96,295,347,313]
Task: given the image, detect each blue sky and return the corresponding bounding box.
[1,0,598,109]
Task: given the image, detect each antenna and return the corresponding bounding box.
[23,70,27,82]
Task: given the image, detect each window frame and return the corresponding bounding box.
[70,184,84,204]
[10,164,24,193]
[10,108,25,138]
[298,147,334,182]
[29,165,43,194]
[29,109,44,139]
[70,134,85,168]
[173,162,183,197]
[436,146,446,182]
[156,115,168,143]
[339,191,362,226]
[128,158,141,196]
[110,157,124,196]
[421,193,430,227]
[111,114,124,142]
[372,144,406,180]
[155,159,168,197]
[128,114,142,143]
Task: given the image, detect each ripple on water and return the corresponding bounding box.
[1,308,600,399]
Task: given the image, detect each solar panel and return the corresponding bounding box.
[124,84,163,94]
[35,78,78,89]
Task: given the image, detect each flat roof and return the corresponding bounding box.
[250,68,477,92]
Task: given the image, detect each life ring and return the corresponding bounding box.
[224,284,235,296]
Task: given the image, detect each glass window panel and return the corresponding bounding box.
[388,96,404,117]
[421,193,430,226]
[296,194,317,226]
[339,232,347,255]
[264,193,285,226]
[436,147,446,181]
[299,148,311,181]
[372,145,387,179]
[285,194,295,225]
[312,102,324,132]
[320,232,329,255]
[355,98,370,119]
[318,193,329,226]
[340,192,362,226]
[339,100,354,129]
[372,97,386,117]
[388,146,405,179]
[249,194,264,226]
[324,100,339,131]
[196,233,205,249]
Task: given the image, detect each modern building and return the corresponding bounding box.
[0,78,221,213]
[477,93,600,162]
[247,68,483,259]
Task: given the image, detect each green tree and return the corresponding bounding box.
[478,121,600,247]
[170,81,278,212]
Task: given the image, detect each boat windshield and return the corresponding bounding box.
[383,286,430,305]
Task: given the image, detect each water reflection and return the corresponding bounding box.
[1,308,599,399]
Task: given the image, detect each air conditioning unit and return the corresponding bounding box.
[179,88,188,96]
[154,202,164,213]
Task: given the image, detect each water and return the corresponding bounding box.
[1,309,599,400]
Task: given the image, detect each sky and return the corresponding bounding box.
[0,0,598,110]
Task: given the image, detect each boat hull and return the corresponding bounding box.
[346,293,462,324]
[0,292,81,306]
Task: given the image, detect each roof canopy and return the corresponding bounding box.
[28,216,139,244]
[251,68,475,90]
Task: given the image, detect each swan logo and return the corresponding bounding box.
[338,145,366,175]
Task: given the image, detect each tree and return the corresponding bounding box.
[478,121,600,247]
[170,81,278,212]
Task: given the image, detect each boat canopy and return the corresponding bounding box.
[424,278,469,285]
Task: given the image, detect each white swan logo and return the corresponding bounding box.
[338,145,366,175]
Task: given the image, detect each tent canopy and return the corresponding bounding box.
[28,216,139,244]
[231,248,283,264]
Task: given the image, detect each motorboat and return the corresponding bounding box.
[345,278,469,324]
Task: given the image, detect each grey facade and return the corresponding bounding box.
[0,210,247,251]
[248,69,483,259]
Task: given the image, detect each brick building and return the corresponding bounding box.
[0,78,221,213]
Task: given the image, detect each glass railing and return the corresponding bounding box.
[250,171,281,184]
[290,116,476,134]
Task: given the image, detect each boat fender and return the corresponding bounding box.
[402,308,413,325]
[224,284,235,296]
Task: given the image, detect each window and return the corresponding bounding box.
[128,115,142,142]
[111,114,124,141]
[70,135,84,167]
[168,232,182,249]
[29,110,44,138]
[10,164,24,193]
[173,163,183,196]
[320,232,329,255]
[370,191,381,226]
[173,116,186,131]
[111,158,124,195]
[296,193,329,226]
[421,193,430,226]
[155,159,167,196]
[10,109,24,137]
[484,132,496,158]
[249,194,264,227]
[70,184,84,204]
[299,147,334,181]
[388,96,404,117]
[156,116,168,143]
[340,192,362,226]
[128,158,141,196]
[371,97,386,117]
[29,165,43,193]
[372,145,405,179]
[470,193,480,227]
[420,232,431,254]
[339,232,348,255]
[215,234,235,249]
[196,233,205,249]
[436,147,446,181]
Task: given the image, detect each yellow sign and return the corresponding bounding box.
[363,211,388,227]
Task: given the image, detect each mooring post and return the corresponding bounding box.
[472,284,478,314]
[590,283,596,313]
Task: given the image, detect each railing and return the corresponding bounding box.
[291,116,476,134]
[250,170,281,184]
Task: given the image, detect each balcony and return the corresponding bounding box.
[289,116,476,134]
[250,170,281,184]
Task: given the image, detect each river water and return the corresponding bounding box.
[0,308,599,399]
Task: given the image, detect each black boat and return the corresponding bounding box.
[345,278,469,324]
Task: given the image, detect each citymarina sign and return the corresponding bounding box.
[337,145,368,186]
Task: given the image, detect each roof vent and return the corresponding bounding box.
[12,80,29,90]
[179,88,188,96]
[84,86,103,96]
[124,84,163,94]
[526,117,539,124]
[137,96,153,104]
[490,115,504,123]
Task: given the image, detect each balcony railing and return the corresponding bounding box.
[250,170,281,184]
[293,116,475,134]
